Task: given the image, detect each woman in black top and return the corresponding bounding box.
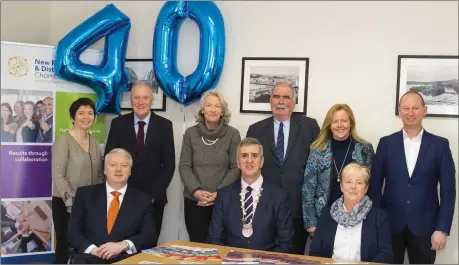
[16,101,40,143]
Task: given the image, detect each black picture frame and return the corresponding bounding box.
[240,57,309,114]
[122,59,167,111]
[395,55,458,118]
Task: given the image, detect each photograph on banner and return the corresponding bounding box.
[1,199,53,256]
[1,145,51,198]
[54,91,105,144]
[1,89,54,144]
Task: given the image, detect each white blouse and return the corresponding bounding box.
[332,221,362,261]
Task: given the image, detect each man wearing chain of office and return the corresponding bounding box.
[207,137,293,253]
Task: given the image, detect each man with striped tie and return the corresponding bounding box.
[67,148,157,264]
[247,82,320,254]
[208,137,293,253]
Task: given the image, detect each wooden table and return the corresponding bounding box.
[116,240,370,264]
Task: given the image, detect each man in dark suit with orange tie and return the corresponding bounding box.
[208,137,293,253]
[68,148,157,264]
[369,91,456,264]
[105,82,175,237]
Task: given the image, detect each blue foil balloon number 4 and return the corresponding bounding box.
[153,1,226,106]
[54,4,131,115]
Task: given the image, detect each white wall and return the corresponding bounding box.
[2,1,458,263]
[1,1,51,44]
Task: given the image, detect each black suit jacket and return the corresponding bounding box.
[310,206,393,263]
[208,180,293,253]
[67,183,157,253]
[247,114,320,218]
[105,111,175,204]
[37,115,53,143]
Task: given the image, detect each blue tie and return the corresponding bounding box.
[276,122,284,164]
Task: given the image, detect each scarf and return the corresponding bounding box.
[330,195,372,228]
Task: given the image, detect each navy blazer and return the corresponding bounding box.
[368,130,456,236]
[207,180,293,253]
[310,206,393,263]
[68,184,157,253]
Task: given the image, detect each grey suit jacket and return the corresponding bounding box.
[247,114,320,218]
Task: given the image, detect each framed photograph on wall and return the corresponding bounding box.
[396,55,458,118]
[240,57,309,114]
[122,59,166,111]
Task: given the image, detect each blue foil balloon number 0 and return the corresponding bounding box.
[153,1,226,105]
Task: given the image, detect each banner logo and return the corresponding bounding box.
[8,56,29,77]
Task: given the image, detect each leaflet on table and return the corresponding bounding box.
[142,245,221,262]
[222,250,320,264]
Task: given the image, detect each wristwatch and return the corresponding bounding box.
[124,241,130,251]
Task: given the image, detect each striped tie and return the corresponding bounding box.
[276,122,285,164]
[244,186,254,224]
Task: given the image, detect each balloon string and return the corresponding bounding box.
[178,104,185,241]
[182,105,186,135]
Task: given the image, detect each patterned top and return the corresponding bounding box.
[302,139,374,229]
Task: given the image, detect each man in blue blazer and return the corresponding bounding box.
[369,91,456,264]
[207,137,294,253]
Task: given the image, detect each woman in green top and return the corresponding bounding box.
[51,98,103,264]
[179,91,241,243]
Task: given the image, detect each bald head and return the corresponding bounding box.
[399,91,425,106]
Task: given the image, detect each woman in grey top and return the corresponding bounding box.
[179,91,241,243]
[51,98,103,264]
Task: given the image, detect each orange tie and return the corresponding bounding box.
[107,191,121,234]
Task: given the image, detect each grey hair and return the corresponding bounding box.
[130,81,154,99]
[271,81,297,102]
[237,137,264,157]
[340,162,371,186]
[195,91,231,125]
[104,148,133,167]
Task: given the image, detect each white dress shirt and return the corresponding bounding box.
[241,175,264,220]
[84,183,136,255]
[273,118,290,159]
[332,205,362,261]
[134,112,151,143]
[403,128,424,177]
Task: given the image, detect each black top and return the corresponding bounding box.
[328,136,354,205]
[21,121,40,143]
